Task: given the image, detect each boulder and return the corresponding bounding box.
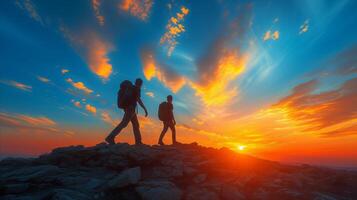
[313,192,338,200]
[186,187,219,200]
[51,145,85,154]
[193,173,207,183]
[47,188,90,200]
[220,185,245,200]
[136,180,182,200]
[2,183,29,194]
[1,165,62,182]
[107,167,141,188]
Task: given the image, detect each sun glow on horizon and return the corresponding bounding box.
[237,145,246,151]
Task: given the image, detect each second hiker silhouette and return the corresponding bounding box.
[105,78,148,145]
[158,95,177,145]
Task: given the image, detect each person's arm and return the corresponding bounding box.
[138,98,148,117]
[170,104,176,125]
[172,114,176,125]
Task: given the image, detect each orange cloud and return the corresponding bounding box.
[85,36,113,79]
[101,111,116,126]
[92,0,105,26]
[37,76,50,83]
[191,50,249,106]
[141,50,186,93]
[160,6,189,56]
[85,104,97,114]
[145,92,154,97]
[253,78,357,137]
[0,112,57,129]
[66,78,93,94]
[73,101,82,108]
[119,0,153,20]
[1,80,32,92]
[61,69,69,74]
[60,27,112,79]
[142,52,156,80]
[189,7,252,107]
[17,115,56,126]
[263,30,279,41]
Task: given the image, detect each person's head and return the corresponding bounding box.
[135,78,143,88]
[167,95,173,103]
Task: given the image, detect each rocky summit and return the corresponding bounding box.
[1,143,356,200]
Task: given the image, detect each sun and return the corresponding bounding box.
[237,145,246,151]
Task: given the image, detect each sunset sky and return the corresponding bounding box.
[0,0,356,167]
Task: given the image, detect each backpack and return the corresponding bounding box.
[158,102,169,121]
[117,80,135,109]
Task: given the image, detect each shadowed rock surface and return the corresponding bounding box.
[1,142,356,200]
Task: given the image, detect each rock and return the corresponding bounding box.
[0,157,34,167]
[51,145,85,154]
[1,142,357,200]
[148,165,183,178]
[82,178,106,190]
[107,167,141,188]
[136,180,182,200]
[183,166,197,176]
[2,183,29,194]
[1,165,62,182]
[313,192,338,200]
[220,185,245,200]
[47,188,90,200]
[193,173,207,183]
[186,187,219,200]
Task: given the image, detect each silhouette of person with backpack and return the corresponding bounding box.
[105,78,148,145]
[158,95,177,145]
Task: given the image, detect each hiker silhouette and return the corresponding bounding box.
[158,95,177,145]
[105,78,148,145]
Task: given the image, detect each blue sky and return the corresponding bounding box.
[0,0,356,166]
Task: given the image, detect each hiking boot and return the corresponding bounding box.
[135,142,144,146]
[105,135,115,145]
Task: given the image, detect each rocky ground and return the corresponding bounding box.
[1,142,356,200]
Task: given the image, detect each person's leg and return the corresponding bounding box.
[168,121,177,144]
[158,121,169,145]
[130,112,142,145]
[105,108,131,144]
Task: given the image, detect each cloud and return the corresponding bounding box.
[332,45,357,75]
[60,27,113,79]
[37,76,50,83]
[0,112,73,136]
[260,77,357,137]
[145,92,154,98]
[66,78,93,94]
[73,101,82,108]
[85,37,113,79]
[101,111,117,126]
[263,30,279,41]
[92,0,105,26]
[16,114,56,126]
[160,6,190,56]
[1,80,32,92]
[119,0,153,20]
[299,20,309,34]
[85,104,97,114]
[141,49,186,93]
[190,8,252,107]
[61,69,69,74]
[15,0,44,25]
[1,112,54,129]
